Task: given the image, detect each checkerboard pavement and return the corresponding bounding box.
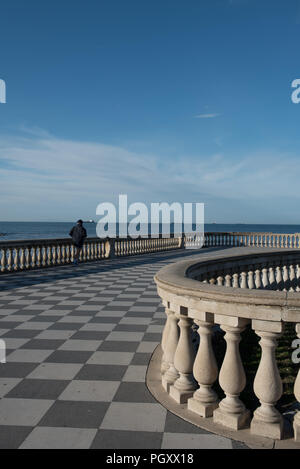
[0,247,249,449]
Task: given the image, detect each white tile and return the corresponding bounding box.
[0,398,53,426]
[101,402,167,432]
[87,351,134,365]
[59,380,120,402]
[7,349,53,363]
[36,330,75,340]
[137,341,159,353]
[59,340,102,351]
[106,331,144,342]
[122,365,147,382]
[0,378,22,397]
[120,317,152,325]
[15,322,53,330]
[161,432,233,449]
[58,316,92,323]
[27,363,83,380]
[20,427,97,449]
[80,323,116,332]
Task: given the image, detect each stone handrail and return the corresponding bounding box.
[154,250,300,443]
[193,231,300,249]
[0,235,182,274]
[1,230,300,274]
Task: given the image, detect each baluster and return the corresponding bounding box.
[276,264,283,290]
[14,248,20,271]
[255,266,262,289]
[262,265,269,289]
[293,323,300,442]
[188,314,219,417]
[233,272,239,288]
[248,266,255,289]
[282,264,289,291]
[170,308,197,403]
[25,247,31,269]
[268,263,276,290]
[31,246,36,268]
[161,308,180,392]
[240,270,248,289]
[213,317,250,429]
[57,244,62,264]
[289,262,296,291]
[161,306,172,374]
[7,248,13,272]
[52,244,57,266]
[225,272,232,287]
[20,247,26,269]
[36,246,41,267]
[217,272,224,286]
[61,244,66,264]
[250,321,284,439]
[0,248,6,272]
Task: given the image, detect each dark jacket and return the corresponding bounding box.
[69,225,87,247]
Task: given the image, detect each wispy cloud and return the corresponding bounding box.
[194,113,221,119]
[0,129,300,222]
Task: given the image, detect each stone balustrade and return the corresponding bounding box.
[0,235,182,274]
[154,250,300,443]
[199,232,300,249]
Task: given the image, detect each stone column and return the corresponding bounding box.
[213,316,250,430]
[161,306,172,374]
[250,320,284,439]
[169,308,197,403]
[293,323,300,442]
[188,313,219,417]
[161,308,179,392]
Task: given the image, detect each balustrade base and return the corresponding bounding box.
[188,397,219,418]
[169,385,195,404]
[162,375,177,393]
[250,416,284,440]
[213,407,251,430]
[293,413,300,442]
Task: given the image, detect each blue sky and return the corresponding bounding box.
[1,0,300,223]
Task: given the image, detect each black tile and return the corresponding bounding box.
[71,331,109,341]
[131,353,152,365]
[0,426,34,449]
[0,362,38,378]
[6,379,69,399]
[143,333,162,342]
[38,401,110,428]
[113,382,156,403]
[113,324,148,332]
[97,341,139,352]
[20,339,66,350]
[2,330,40,339]
[47,323,82,331]
[75,364,127,381]
[91,429,163,449]
[45,350,93,364]
[164,411,211,434]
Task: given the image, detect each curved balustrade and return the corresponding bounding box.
[0,235,183,274]
[154,250,300,443]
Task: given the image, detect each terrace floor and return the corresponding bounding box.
[0,245,275,449]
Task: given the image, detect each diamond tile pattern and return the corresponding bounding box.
[0,247,249,448]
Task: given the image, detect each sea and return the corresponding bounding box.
[1,222,300,242]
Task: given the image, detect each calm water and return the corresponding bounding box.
[1,222,300,242]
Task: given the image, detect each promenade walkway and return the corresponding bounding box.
[0,246,269,449]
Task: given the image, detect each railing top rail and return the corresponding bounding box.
[154,249,300,322]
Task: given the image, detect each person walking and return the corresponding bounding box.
[69,220,87,265]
